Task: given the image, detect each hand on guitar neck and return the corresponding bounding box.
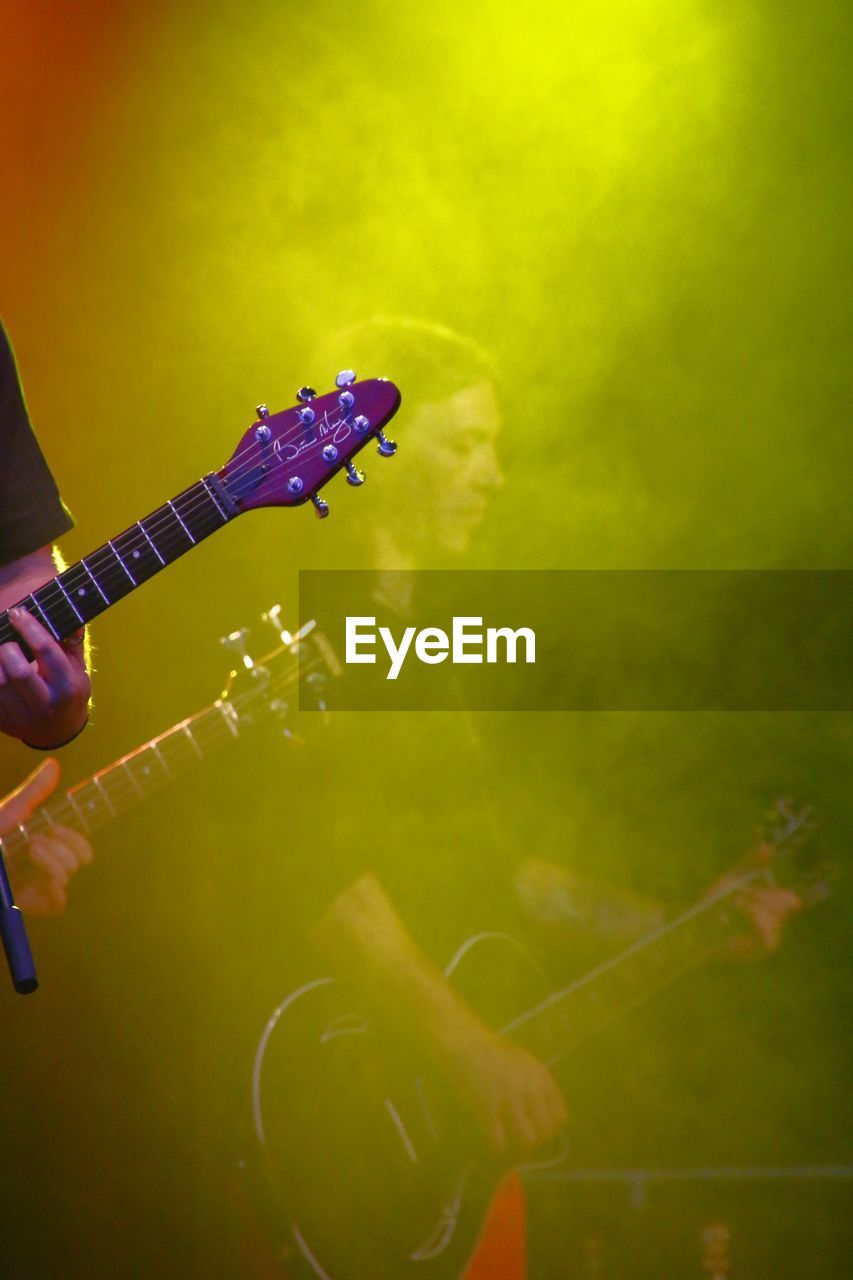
[705,840,803,960]
[1,758,92,916]
[0,549,90,749]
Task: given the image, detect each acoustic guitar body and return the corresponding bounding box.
[253,932,555,1279]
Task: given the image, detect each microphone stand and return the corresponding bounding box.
[0,839,38,994]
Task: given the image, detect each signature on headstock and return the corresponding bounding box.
[220,372,402,519]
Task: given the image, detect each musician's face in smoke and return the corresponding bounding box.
[405,380,504,557]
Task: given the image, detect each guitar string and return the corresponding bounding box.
[1,655,320,877]
[504,849,802,1049]
[0,384,395,632]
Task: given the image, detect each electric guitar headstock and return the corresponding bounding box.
[218,605,339,732]
[218,372,401,519]
[750,798,831,908]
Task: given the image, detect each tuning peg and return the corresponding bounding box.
[311,493,330,518]
[220,627,255,670]
[335,370,357,388]
[298,406,315,426]
[261,604,292,646]
[269,699,295,738]
[306,670,328,712]
[344,461,365,486]
[287,476,304,495]
[254,404,271,442]
[338,390,355,410]
[322,444,338,463]
[353,415,370,435]
[296,387,316,403]
[376,429,397,457]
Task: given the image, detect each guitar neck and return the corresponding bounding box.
[0,474,235,646]
[506,881,754,1065]
[0,694,245,878]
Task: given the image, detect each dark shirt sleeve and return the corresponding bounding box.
[0,320,73,568]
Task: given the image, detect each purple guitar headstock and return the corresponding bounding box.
[217,372,402,518]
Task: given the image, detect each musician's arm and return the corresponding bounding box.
[515,856,800,958]
[513,856,665,946]
[315,870,568,1156]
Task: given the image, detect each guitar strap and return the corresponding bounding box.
[462,1172,527,1280]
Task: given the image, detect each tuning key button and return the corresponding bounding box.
[254,404,271,442]
[376,429,397,457]
[220,627,255,670]
[345,461,366,486]
[311,493,330,518]
[338,390,355,410]
[353,415,370,434]
[261,604,293,645]
[296,387,316,403]
[287,476,304,495]
[322,444,339,463]
[335,369,357,388]
[298,406,316,426]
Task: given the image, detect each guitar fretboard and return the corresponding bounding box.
[505,884,752,1065]
[0,695,244,877]
[0,476,232,647]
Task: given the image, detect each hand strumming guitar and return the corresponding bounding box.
[442,1022,568,1158]
[316,871,569,1159]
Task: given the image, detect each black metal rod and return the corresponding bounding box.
[0,839,38,995]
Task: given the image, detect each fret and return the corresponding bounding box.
[0,471,234,650]
[173,480,229,545]
[168,499,196,545]
[119,743,170,791]
[46,795,79,831]
[81,558,110,607]
[156,723,201,772]
[93,776,117,818]
[31,580,83,638]
[140,503,194,562]
[183,724,203,758]
[25,596,60,645]
[109,539,138,587]
[151,741,174,780]
[0,823,27,862]
[54,560,111,626]
[140,521,166,566]
[55,577,85,624]
[82,543,138,606]
[106,523,165,586]
[203,474,235,522]
[68,781,112,829]
[121,760,145,798]
[216,700,240,738]
[24,590,62,640]
[65,790,93,833]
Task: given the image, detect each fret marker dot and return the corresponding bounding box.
[78,588,86,597]
[133,550,141,559]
